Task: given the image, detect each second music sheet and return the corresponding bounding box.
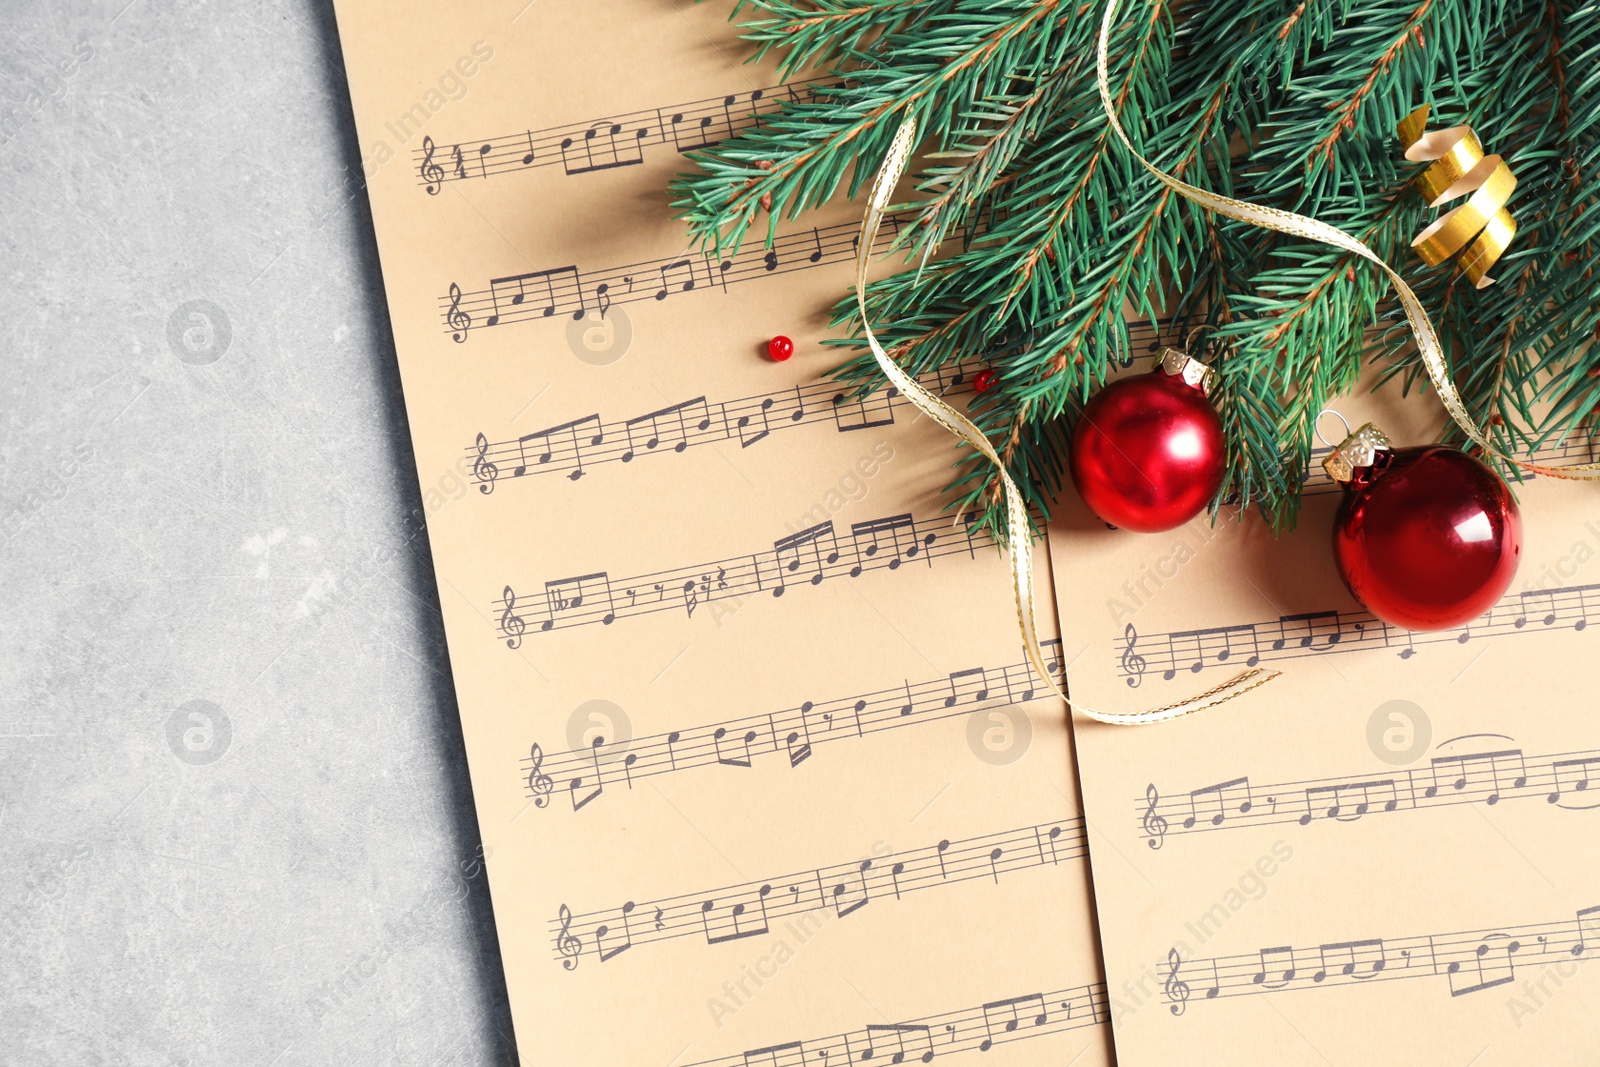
[1050,378,1600,1064]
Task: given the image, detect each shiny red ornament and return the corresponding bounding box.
[1326,423,1521,631]
[973,368,996,393]
[1070,349,1226,532]
[768,335,794,362]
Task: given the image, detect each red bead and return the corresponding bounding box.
[973,368,996,393]
[768,335,794,362]
[1333,446,1521,630]
[1070,370,1225,532]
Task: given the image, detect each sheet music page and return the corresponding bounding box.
[330,4,1113,1064]
[1048,373,1600,1064]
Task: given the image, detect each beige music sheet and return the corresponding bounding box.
[1049,373,1600,1065]
[331,3,1114,1065]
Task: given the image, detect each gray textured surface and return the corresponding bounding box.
[0,3,517,1064]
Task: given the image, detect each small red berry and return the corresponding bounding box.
[973,368,996,393]
[768,335,794,362]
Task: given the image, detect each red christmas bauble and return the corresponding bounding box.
[1328,425,1521,631]
[768,335,794,362]
[973,368,996,393]
[1070,352,1226,533]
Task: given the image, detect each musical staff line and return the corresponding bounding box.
[440,215,906,340]
[497,507,1022,641]
[1118,580,1600,684]
[1138,741,1600,848]
[1163,904,1600,1012]
[549,817,1085,968]
[678,980,1108,1066]
[470,361,973,491]
[520,647,1067,812]
[415,79,836,191]
[464,320,1172,490]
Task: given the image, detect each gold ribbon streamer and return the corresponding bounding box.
[855,119,1279,725]
[1397,105,1518,288]
[1095,0,1600,483]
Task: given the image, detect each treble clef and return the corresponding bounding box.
[1164,947,1190,1016]
[420,135,444,194]
[500,585,527,649]
[1121,622,1148,688]
[1143,783,1168,850]
[473,432,498,494]
[527,743,554,808]
[556,904,583,970]
[447,282,472,343]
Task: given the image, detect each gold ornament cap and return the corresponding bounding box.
[1156,346,1217,396]
[1323,422,1392,484]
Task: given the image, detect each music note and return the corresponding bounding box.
[595,900,635,962]
[829,388,896,432]
[621,398,712,461]
[1447,933,1520,996]
[735,397,776,449]
[487,267,585,325]
[568,735,607,812]
[1422,749,1528,805]
[1183,777,1252,829]
[1312,938,1386,982]
[1548,755,1600,806]
[476,141,493,177]
[712,725,759,769]
[517,414,604,481]
[977,994,1048,1051]
[741,1041,807,1067]
[771,523,840,596]
[862,1023,933,1065]
[943,667,992,706]
[1143,783,1168,850]
[499,586,527,649]
[1251,946,1299,989]
[654,258,699,300]
[419,135,443,194]
[559,120,646,174]
[1121,623,1147,687]
[1302,778,1399,823]
[520,130,536,165]
[849,514,923,574]
[447,282,471,343]
[1272,610,1344,651]
[830,860,872,918]
[556,904,583,970]
[700,885,773,944]
[543,572,617,629]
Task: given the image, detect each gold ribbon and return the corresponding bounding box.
[1095,0,1600,482]
[855,120,1279,725]
[1397,105,1518,288]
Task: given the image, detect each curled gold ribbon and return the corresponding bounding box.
[855,120,1279,725]
[1096,0,1600,483]
[1397,105,1518,288]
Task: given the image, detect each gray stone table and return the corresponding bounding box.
[1,2,517,1063]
